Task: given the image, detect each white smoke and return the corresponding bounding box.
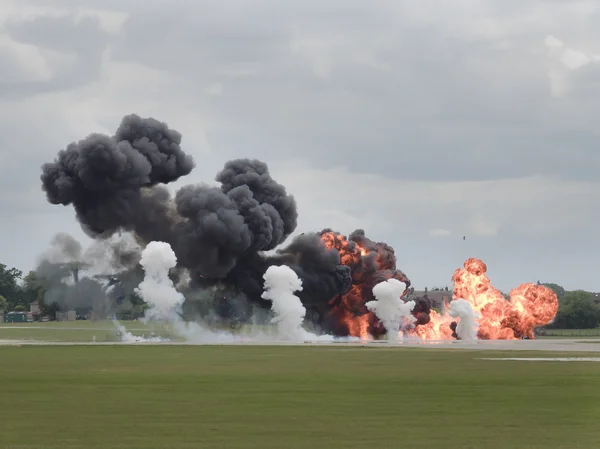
[261,265,310,341]
[448,299,480,341]
[113,242,356,344]
[366,279,415,342]
[133,241,237,344]
[135,241,184,322]
[112,319,166,343]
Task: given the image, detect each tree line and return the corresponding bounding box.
[0,263,147,320]
[0,264,47,314]
[539,283,600,330]
[1,262,599,329]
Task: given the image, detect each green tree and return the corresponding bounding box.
[20,271,45,305]
[550,290,600,329]
[0,264,23,309]
[542,283,566,300]
[0,295,7,310]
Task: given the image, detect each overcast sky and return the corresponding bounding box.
[1,0,599,292]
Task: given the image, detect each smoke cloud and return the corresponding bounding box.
[135,241,183,322]
[448,299,479,341]
[261,265,308,341]
[366,279,415,342]
[40,114,354,323]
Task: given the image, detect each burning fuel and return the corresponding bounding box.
[40,114,559,342]
[416,258,559,341]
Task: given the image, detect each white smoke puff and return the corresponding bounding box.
[448,299,480,341]
[261,265,308,341]
[135,241,184,322]
[366,279,415,342]
[112,319,167,343]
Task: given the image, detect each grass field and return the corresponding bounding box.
[538,328,600,338]
[0,346,598,449]
[0,320,171,342]
[2,321,599,342]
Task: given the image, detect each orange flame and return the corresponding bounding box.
[415,258,559,340]
[319,230,410,340]
[317,231,559,342]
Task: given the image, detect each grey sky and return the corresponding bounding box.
[1,0,599,292]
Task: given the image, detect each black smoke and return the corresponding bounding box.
[41,114,353,321]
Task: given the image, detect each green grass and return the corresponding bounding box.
[0,320,272,342]
[0,346,598,449]
[538,328,600,339]
[0,320,171,342]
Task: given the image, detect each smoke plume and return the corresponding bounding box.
[261,265,308,341]
[448,299,479,341]
[366,279,416,342]
[135,241,183,322]
[39,114,359,327]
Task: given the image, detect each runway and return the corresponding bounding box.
[0,338,598,352]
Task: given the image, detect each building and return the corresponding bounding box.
[408,288,453,309]
[4,311,28,323]
[30,301,40,314]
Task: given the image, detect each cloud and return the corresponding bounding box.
[1,0,600,292]
[545,34,600,97]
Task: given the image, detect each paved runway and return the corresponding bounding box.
[0,338,599,352]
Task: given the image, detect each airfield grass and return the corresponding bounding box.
[538,328,600,338]
[0,346,598,449]
[3,321,600,342]
[0,320,171,342]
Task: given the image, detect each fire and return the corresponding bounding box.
[318,229,411,339]
[415,258,559,340]
[317,229,558,342]
[414,310,454,340]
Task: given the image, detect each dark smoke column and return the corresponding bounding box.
[40,114,194,239]
[173,158,298,278]
[40,113,358,331]
[40,115,299,279]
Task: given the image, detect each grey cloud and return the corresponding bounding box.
[0,14,110,99]
[1,0,600,292]
[98,0,600,182]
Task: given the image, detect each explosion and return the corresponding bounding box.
[317,230,416,338]
[416,258,559,340]
[366,279,415,342]
[40,114,558,341]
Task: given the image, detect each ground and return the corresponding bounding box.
[0,320,598,342]
[0,345,599,449]
[0,320,171,342]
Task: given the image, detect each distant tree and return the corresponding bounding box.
[0,264,23,310]
[13,305,25,312]
[542,283,566,300]
[548,290,600,329]
[20,271,45,305]
[0,295,6,310]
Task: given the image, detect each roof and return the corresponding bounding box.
[409,290,453,306]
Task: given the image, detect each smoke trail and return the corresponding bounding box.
[366,279,416,342]
[448,299,479,341]
[261,265,309,341]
